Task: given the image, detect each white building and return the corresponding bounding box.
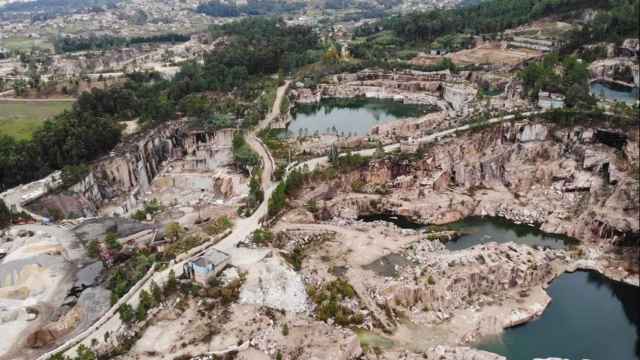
[537,91,565,110]
[184,248,230,286]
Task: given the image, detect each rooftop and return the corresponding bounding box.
[193,248,229,268]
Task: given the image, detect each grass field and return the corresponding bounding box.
[0,36,54,51]
[0,100,71,140]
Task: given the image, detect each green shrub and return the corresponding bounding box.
[251,228,273,245]
[119,304,135,323]
[87,240,100,258]
[104,232,121,251]
[351,179,365,192]
[60,164,89,188]
[205,216,233,236]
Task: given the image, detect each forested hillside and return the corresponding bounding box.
[0,17,320,190]
[355,0,638,45]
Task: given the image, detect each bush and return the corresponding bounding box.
[284,246,304,271]
[351,179,365,192]
[204,216,233,236]
[165,222,185,242]
[60,164,89,188]
[47,207,64,221]
[131,210,147,221]
[119,304,135,323]
[165,270,177,296]
[309,278,362,326]
[87,240,100,258]
[104,232,121,251]
[251,228,273,245]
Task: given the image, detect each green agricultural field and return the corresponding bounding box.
[0,100,72,140]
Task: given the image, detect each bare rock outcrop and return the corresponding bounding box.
[322,121,639,244]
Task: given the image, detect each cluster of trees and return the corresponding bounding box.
[108,251,156,304]
[0,200,12,228]
[562,0,639,52]
[308,278,364,326]
[75,74,176,123]
[355,0,617,45]
[268,169,306,217]
[118,277,170,323]
[232,132,259,173]
[196,0,305,17]
[50,344,98,360]
[0,110,121,190]
[0,0,116,16]
[519,54,595,107]
[54,33,190,53]
[0,73,183,190]
[171,18,319,102]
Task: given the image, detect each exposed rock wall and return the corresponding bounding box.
[589,58,640,87]
[290,69,477,112]
[384,242,562,314]
[25,121,237,217]
[323,121,640,244]
[92,121,184,204]
[442,83,478,112]
[182,128,234,171]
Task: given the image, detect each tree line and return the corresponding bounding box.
[54,33,190,53]
[355,0,624,44]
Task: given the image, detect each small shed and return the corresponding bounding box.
[184,248,230,286]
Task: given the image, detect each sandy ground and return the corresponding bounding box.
[448,45,542,66]
[274,220,422,268]
[0,224,85,359]
[411,44,542,67]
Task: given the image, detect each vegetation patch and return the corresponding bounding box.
[308,278,364,326]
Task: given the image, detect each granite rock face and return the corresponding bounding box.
[384,242,562,315]
[323,121,639,244]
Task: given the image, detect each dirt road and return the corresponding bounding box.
[215,81,291,253]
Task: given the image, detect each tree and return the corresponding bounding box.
[136,289,154,321]
[87,240,100,258]
[328,144,339,163]
[165,269,177,295]
[104,232,121,251]
[75,345,97,360]
[118,303,135,323]
[373,142,386,159]
[150,280,162,304]
[0,199,12,228]
[164,222,184,242]
[13,80,27,96]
